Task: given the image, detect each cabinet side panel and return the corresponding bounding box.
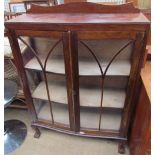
[7,29,37,122]
[120,32,147,138]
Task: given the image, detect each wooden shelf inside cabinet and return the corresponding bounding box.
[32,81,126,108]
[25,54,131,76]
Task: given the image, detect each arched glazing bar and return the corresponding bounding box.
[79,40,134,130]
[18,37,62,124]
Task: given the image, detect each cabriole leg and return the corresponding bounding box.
[118,140,126,154]
[32,126,41,138]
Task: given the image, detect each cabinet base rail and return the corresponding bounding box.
[31,121,127,140]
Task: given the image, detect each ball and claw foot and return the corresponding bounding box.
[33,127,41,138]
[118,141,126,154]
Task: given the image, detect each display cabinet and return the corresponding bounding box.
[5,2,150,153]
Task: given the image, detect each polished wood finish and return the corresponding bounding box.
[141,62,151,99]
[120,32,146,136]
[27,2,140,13]
[63,32,79,131]
[5,2,150,154]
[130,62,151,155]
[64,31,80,132]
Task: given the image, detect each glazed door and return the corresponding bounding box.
[8,30,75,131]
[67,30,145,137]
[8,29,145,136]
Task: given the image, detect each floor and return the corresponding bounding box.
[5,108,130,155]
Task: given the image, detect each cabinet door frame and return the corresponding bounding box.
[63,31,80,131]
[70,30,146,138]
[8,29,77,131]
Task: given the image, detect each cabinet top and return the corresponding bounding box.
[5,2,150,30]
[5,12,149,24]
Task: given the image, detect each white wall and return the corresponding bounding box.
[87,0,126,4]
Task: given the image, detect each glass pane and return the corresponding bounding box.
[78,39,133,130]
[34,99,69,125]
[80,108,122,130]
[19,35,69,126]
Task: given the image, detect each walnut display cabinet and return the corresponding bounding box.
[5,2,150,153]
